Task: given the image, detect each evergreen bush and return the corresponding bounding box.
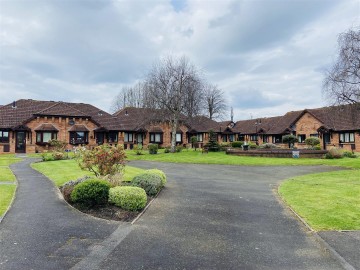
[108,186,147,211]
[148,144,158,154]
[131,173,162,196]
[145,169,167,187]
[70,179,111,206]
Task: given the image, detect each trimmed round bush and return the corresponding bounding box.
[131,173,162,196]
[108,186,147,211]
[70,179,111,206]
[231,141,244,148]
[145,169,167,187]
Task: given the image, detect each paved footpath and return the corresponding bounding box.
[1,159,358,269]
[0,158,122,270]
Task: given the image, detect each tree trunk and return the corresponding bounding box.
[170,117,178,153]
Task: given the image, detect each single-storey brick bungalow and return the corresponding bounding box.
[232,104,360,151]
[0,99,359,153]
[0,99,121,154]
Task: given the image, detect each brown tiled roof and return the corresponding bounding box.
[234,116,281,134]
[68,125,90,132]
[148,127,163,133]
[0,99,58,128]
[185,116,220,132]
[233,103,360,135]
[266,111,303,134]
[114,107,157,131]
[0,99,120,130]
[113,107,188,131]
[34,124,59,131]
[36,102,88,117]
[307,104,360,131]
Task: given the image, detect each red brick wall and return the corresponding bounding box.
[294,112,323,149]
[0,116,99,154]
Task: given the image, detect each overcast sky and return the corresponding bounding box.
[1,0,359,120]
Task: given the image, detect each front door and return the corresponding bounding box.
[323,133,331,150]
[16,131,26,153]
[96,133,104,145]
[136,134,143,144]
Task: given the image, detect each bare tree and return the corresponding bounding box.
[203,83,227,120]
[323,27,360,105]
[110,82,145,113]
[183,79,203,118]
[144,55,203,152]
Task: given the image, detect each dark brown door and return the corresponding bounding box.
[15,132,26,153]
[323,133,330,150]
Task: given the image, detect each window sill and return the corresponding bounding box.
[35,142,49,146]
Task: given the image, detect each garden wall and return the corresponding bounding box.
[226,148,328,158]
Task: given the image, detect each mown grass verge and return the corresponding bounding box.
[279,169,360,231]
[0,155,21,217]
[31,159,145,186]
[0,185,16,217]
[0,167,16,182]
[126,149,360,169]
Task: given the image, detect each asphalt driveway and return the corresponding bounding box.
[99,161,344,270]
[1,159,347,269]
[0,158,121,270]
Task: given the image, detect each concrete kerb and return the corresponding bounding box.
[30,158,162,225]
[274,184,357,270]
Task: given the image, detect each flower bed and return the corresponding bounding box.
[226,148,328,158]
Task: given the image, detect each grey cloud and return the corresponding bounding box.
[229,88,285,110]
[210,0,338,53]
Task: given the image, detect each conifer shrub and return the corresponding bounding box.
[108,186,147,211]
[204,130,220,152]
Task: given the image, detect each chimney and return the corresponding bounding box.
[125,110,128,116]
[12,101,16,108]
[231,107,234,122]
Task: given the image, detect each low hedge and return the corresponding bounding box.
[70,179,111,206]
[131,173,162,196]
[109,186,147,211]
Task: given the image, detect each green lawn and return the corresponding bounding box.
[0,155,20,217]
[128,149,360,230]
[31,159,145,186]
[279,169,360,231]
[0,167,16,182]
[126,149,360,169]
[0,184,16,217]
[0,154,21,166]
